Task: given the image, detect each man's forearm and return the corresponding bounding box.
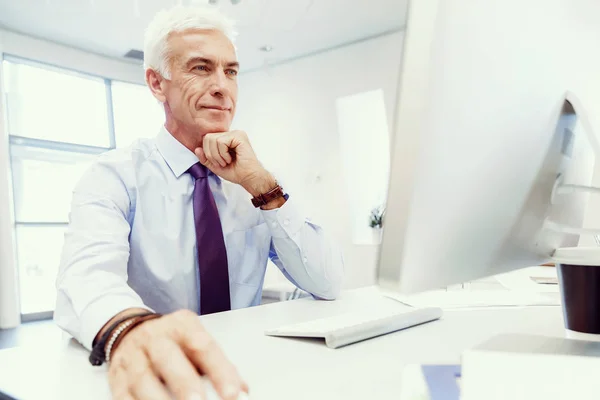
[262,199,344,299]
[93,307,151,346]
[241,170,286,210]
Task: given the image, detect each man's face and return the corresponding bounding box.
[162,29,239,135]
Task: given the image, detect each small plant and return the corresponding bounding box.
[369,205,385,228]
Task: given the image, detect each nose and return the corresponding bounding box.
[209,69,230,98]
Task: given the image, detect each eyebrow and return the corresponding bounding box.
[185,56,240,70]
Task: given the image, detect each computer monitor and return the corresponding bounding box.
[377,0,599,294]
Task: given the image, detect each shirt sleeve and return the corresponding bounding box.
[261,196,344,300]
[54,161,152,351]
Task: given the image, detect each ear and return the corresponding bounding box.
[145,68,167,103]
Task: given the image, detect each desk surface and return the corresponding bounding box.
[0,287,565,400]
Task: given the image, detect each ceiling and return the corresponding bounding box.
[0,0,408,71]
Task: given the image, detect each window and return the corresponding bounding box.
[336,89,391,245]
[10,145,94,223]
[2,57,157,319]
[112,81,165,148]
[4,61,111,147]
[15,224,68,315]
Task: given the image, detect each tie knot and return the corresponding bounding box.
[187,163,207,180]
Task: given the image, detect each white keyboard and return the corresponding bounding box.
[265,306,443,349]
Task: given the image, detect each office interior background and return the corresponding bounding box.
[0,0,600,332]
[0,0,404,329]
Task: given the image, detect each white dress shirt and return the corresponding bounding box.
[54,127,344,350]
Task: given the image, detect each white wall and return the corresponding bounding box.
[571,21,600,246]
[0,30,145,327]
[234,31,404,289]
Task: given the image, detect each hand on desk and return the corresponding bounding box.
[107,309,248,400]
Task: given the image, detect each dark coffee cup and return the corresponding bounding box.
[557,263,600,335]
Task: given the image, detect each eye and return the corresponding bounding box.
[226,69,238,76]
[194,65,208,72]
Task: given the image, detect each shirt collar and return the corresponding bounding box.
[155,126,203,179]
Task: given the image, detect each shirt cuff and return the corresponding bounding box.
[79,294,153,351]
[261,196,306,239]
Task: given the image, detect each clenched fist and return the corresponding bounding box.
[195,130,277,198]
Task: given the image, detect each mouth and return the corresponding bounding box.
[201,105,231,111]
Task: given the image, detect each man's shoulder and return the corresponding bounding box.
[76,137,158,193]
[92,137,157,172]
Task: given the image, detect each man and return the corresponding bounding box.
[54,5,344,400]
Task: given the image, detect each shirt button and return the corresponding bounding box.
[271,221,277,228]
[283,219,290,226]
[303,257,308,263]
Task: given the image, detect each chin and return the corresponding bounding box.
[195,117,231,134]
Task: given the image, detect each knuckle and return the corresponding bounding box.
[128,324,152,343]
[188,333,216,359]
[110,351,129,371]
[126,362,152,388]
[108,362,125,383]
[146,339,170,365]
[173,308,195,321]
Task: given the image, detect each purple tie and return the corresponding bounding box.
[187,162,231,314]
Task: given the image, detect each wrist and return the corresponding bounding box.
[106,313,161,363]
[94,308,150,347]
[89,310,158,366]
[242,169,277,197]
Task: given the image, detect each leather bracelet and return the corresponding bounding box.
[105,313,162,363]
[89,311,156,366]
[251,184,285,208]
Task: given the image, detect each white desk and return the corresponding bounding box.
[0,287,565,400]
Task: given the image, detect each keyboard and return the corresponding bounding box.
[265,306,443,349]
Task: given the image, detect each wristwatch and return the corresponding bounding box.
[251,185,286,208]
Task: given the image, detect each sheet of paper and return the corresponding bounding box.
[384,289,559,309]
[494,266,559,293]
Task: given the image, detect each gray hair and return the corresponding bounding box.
[143,5,237,79]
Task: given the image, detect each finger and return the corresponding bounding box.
[208,136,227,167]
[109,364,132,400]
[147,338,206,400]
[179,321,245,400]
[127,348,171,400]
[195,147,208,165]
[130,373,171,400]
[201,135,217,167]
[201,136,216,167]
[217,139,233,164]
[108,346,133,400]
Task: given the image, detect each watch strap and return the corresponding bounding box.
[251,185,285,208]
